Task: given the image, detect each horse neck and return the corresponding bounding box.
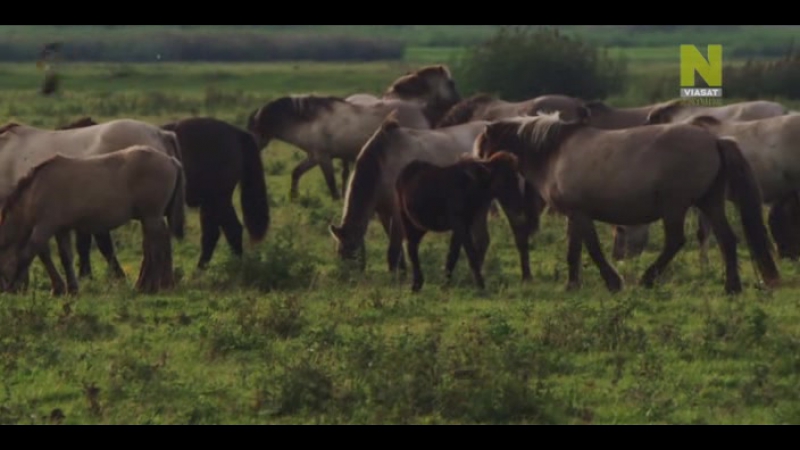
[339,154,384,237]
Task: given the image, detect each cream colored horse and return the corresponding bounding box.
[611,99,793,261]
[246,94,431,201]
[625,113,800,264]
[0,118,182,286]
[329,113,505,274]
[474,111,780,294]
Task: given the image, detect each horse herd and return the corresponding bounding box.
[0,63,797,296]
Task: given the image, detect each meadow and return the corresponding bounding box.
[3,44,800,425]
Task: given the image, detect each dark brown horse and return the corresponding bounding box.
[395,151,525,292]
[161,117,271,269]
[71,117,270,274]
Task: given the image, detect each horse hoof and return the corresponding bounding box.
[51,286,66,297]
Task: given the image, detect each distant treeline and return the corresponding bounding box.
[0,26,796,62]
[0,31,405,62]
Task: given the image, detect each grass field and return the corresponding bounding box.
[3,50,800,425]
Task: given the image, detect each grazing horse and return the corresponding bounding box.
[246,94,430,201]
[395,151,523,292]
[435,93,588,128]
[161,117,270,269]
[0,118,182,284]
[474,111,780,294]
[329,112,540,278]
[0,146,185,295]
[611,99,794,261]
[635,114,800,264]
[346,64,462,127]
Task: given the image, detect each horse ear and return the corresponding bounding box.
[576,105,591,123]
[689,115,720,128]
[381,110,401,130]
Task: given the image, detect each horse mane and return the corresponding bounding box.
[264,94,348,123]
[487,111,584,160]
[436,93,498,128]
[0,155,64,224]
[688,115,722,128]
[648,98,688,119]
[58,116,96,130]
[584,100,611,112]
[0,123,21,135]
[341,113,400,221]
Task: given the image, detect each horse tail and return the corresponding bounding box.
[166,157,186,241]
[716,137,780,286]
[238,130,270,242]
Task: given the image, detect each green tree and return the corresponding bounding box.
[453,26,628,101]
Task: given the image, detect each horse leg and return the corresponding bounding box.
[612,225,650,261]
[75,230,93,279]
[290,156,319,201]
[217,197,244,261]
[11,227,53,293]
[37,247,66,296]
[197,203,222,270]
[697,200,742,294]
[497,198,534,281]
[444,231,462,284]
[400,215,426,292]
[696,208,712,269]
[316,155,340,201]
[55,230,79,295]
[640,207,689,289]
[469,204,491,270]
[571,213,623,292]
[94,232,125,279]
[565,215,584,291]
[454,220,486,290]
[340,160,351,199]
[768,195,800,260]
[377,204,406,273]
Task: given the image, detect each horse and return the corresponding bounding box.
[610,99,795,261]
[645,98,789,126]
[246,94,431,201]
[395,151,523,292]
[329,111,540,279]
[435,93,588,128]
[160,117,270,270]
[473,111,780,294]
[346,65,462,127]
[0,146,185,295]
[632,114,800,265]
[0,118,182,285]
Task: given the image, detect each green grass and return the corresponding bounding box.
[2,59,800,424]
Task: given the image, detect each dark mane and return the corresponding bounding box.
[584,100,611,112]
[436,93,498,128]
[342,116,401,220]
[263,94,348,122]
[0,123,21,135]
[58,117,96,130]
[0,155,64,224]
[485,113,586,161]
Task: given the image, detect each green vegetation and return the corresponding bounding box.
[2,30,800,424]
[1,25,797,62]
